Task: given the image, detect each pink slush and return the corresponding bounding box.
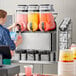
[25,66,32,76]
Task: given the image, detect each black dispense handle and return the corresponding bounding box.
[16,24,21,32]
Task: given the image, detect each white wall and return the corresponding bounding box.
[0,0,76,42]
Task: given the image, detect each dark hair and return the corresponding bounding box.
[0,9,7,18]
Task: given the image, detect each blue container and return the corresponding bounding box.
[10,32,17,41]
[3,59,11,65]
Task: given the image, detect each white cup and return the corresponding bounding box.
[58,62,74,76]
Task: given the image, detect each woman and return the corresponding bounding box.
[0,9,22,56]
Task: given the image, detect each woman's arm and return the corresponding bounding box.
[7,23,16,31]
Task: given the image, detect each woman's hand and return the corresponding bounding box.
[10,51,15,56]
[7,23,17,31]
[15,33,23,47]
[11,23,17,28]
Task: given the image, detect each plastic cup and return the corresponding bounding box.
[58,62,74,76]
[33,74,38,76]
[17,34,22,39]
[59,49,74,62]
[24,65,33,76]
[71,47,76,60]
[71,47,76,76]
[33,74,41,76]
[74,60,76,76]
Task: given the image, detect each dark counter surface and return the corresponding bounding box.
[0,64,20,76]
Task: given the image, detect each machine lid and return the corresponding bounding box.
[16,5,28,11]
[28,4,39,12]
[39,4,54,12]
[16,10,28,12]
[40,4,51,11]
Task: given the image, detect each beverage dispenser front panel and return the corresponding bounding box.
[17,32,51,51]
